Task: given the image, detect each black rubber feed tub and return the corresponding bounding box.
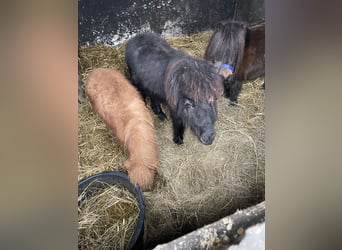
[78,171,145,250]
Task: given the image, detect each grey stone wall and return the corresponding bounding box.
[233,0,265,23]
[78,0,264,46]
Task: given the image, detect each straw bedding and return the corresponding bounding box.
[78,181,140,249]
[78,31,265,247]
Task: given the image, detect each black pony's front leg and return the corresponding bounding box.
[223,78,231,99]
[171,112,185,145]
[223,75,242,104]
[150,98,167,121]
[229,79,243,104]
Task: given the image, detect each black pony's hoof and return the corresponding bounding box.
[223,91,230,99]
[173,136,184,145]
[229,100,238,106]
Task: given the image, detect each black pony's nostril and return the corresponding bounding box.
[207,132,215,144]
[209,132,215,142]
[200,132,215,145]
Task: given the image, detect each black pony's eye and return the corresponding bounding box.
[184,99,194,109]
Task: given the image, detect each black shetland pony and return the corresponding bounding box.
[204,20,265,103]
[125,33,223,145]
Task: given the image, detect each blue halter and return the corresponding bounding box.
[220,64,234,72]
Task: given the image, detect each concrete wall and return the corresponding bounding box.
[78,0,264,46]
[234,0,265,23]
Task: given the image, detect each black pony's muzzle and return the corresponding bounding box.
[200,131,215,145]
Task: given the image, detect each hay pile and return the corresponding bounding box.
[78,31,265,247]
[78,181,140,249]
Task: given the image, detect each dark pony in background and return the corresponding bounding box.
[204,20,265,103]
[125,33,223,145]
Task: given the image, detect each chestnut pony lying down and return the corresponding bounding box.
[85,68,159,190]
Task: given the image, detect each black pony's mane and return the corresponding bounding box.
[163,56,223,109]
